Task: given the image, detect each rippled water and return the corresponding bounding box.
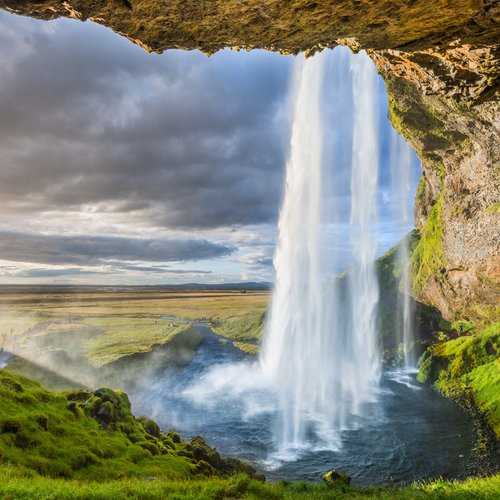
[128,325,472,485]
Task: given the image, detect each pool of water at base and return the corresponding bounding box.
[127,325,473,486]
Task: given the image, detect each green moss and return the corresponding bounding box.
[417,322,500,436]
[0,369,225,481]
[1,368,500,497]
[415,176,426,207]
[411,195,445,295]
[484,202,500,214]
[468,361,500,436]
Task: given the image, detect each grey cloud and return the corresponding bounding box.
[0,13,290,230]
[0,231,234,266]
[12,266,213,278]
[14,268,102,278]
[119,265,212,275]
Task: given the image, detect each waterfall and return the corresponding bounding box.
[347,51,381,405]
[260,48,381,452]
[260,53,327,450]
[390,133,416,368]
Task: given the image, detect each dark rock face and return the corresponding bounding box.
[0,0,498,321]
[0,1,497,54]
[374,50,499,321]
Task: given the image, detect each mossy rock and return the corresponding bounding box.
[167,430,182,444]
[138,417,161,438]
[189,436,224,471]
[323,469,351,485]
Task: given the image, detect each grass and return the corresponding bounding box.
[233,341,260,355]
[1,352,499,499]
[0,289,269,369]
[211,310,266,343]
[418,322,500,437]
[484,202,500,214]
[0,466,498,499]
[0,313,48,344]
[0,290,269,321]
[411,194,445,295]
[4,357,85,391]
[80,316,187,366]
[0,369,201,481]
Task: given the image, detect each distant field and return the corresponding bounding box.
[0,288,269,386]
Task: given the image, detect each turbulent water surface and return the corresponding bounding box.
[129,324,473,485]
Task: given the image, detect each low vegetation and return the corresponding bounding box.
[1,367,499,499]
[418,322,500,438]
[0,369,257,483]
[211,310,266,343]
[0,288,269,369]
[81,316,188,366]
[1,464,498,499]
[411,194,445,296]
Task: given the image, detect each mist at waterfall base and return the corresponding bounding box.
[128,48,472,484]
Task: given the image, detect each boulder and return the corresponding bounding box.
[323,469,351,485]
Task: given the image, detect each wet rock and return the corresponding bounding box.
[97,401,114,424]
[2,418,23,433]
[167,430,182,444]
[189,436,224,470]
[323,469,351,485]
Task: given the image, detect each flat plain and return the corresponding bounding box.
[0,286,269,388]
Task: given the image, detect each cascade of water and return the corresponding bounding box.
[390,134,416,368]
[260,49,381,452]
[259,53,327,450]
[347,51,381,404]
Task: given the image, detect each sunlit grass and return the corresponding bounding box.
[418,322,500,437]
[80,316,187,365]
[0,467,498,499]
[0,369,197,481]
[211,309,266,342]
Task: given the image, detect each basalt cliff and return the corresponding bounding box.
[1,0,498,320]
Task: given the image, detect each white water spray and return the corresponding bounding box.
[260,53,327,450]
[390,133,416,368]
[260,49,381,451]
[347,52,381,403]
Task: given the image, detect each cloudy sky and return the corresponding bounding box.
[0,11,419,285]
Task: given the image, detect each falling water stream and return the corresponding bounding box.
[260,49,381,452]
[390,132,417,368]
[127,47,473,484]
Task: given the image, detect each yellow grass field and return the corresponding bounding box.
[0,288,270,367]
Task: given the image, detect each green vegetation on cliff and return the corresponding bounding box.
[418,322,500,437]
[0,369,254,481]
[411,195,445,295]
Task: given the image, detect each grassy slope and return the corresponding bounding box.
[418,322,500,437]
[211,310,266,343]
[0,369,216,481]
[2,368,499,499]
